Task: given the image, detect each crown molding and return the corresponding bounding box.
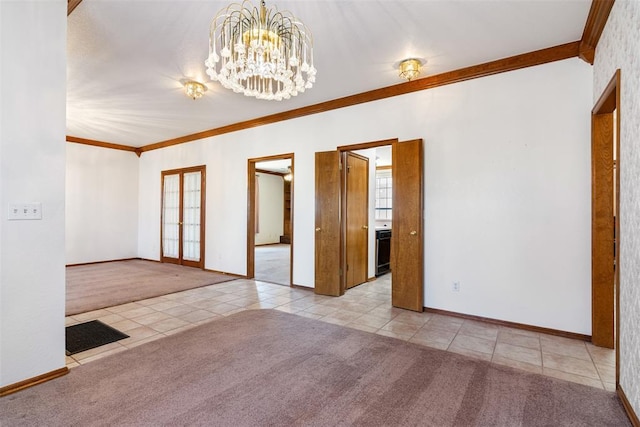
[579,0,615,64]
[66,136,141,157]
[68,0,83,16]
[136,41,580,154]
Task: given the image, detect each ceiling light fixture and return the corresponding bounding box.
[398,58,423,81]
[183,80,207,100]
[205,0,316,101]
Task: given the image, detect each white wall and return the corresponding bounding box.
[66,144,139,264]
[138,58,593,335]
[0,1,66,387]
[594,0,640,415]
[255,172,284,245]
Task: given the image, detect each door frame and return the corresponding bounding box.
[160,165,206,269]
[591,70,620,381]
[247,153,295,286]
[337,139,397,295]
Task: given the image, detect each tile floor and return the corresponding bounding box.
[65,274,616,391]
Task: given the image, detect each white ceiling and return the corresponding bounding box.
[256,159,291,174]
[67,0,591,148]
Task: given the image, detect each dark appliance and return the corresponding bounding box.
[375,229,391,276]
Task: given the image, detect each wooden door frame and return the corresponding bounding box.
[160,165,206,269]
[591,70,621,381]
[342,151,370,291]
[247,153,295,286]
[337,139,397,294]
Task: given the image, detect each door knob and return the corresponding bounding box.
[315,227,321,232]
[410,230,417,235]
[362,225,368,230]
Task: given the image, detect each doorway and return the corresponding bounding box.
[591,69,620,369]
[247,154,294,286]
[315,139,424,312]
[160,165,206,269]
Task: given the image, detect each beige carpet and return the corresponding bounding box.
[66,259,237,316]
[0,310,630,426]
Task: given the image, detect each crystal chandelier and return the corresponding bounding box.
[205,0,316,101]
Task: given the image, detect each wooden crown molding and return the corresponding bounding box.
[133,41,579,154]
[67,0,606,155]
[256,169,286,177]
[66,136,142,157]
[68,0,83,16]
[579,0,615,64]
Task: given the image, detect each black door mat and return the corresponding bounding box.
[66,320,129,356]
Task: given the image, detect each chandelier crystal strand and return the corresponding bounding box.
[205,0,315,101]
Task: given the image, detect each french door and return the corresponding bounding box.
[161,165,206,268]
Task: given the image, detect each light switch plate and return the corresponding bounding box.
[8,203,42,220]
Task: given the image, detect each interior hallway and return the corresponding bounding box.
[65,273,615,391]
[254,243,290,286]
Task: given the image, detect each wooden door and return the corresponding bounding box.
[161,166,206,269]
[391,139,424,311]
[315,151,341,296]
[591,70,620,350]
[345,152,369,288]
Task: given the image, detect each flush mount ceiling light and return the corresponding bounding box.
[183,80,207,100]
[205,0,316,101]
[398,58,424,81]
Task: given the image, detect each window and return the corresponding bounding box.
[375,170,392,220]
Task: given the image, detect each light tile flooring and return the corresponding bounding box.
[65,274,616,391]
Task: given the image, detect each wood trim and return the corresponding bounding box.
[618,385,640,427]
[338,138,399,153]
[591,70,621,381]
[579,0,615,64]
[376,165,393,171]
[66,136,140,156]
[68,0,83,16]
[247,162,256,279]
[137,42,580,154]
[423,307,592,341]
[160,165,206,268]
[66,257,139,267]
[203,268,244,279]
[289,157,295,287]
[0,367,69,397]
[593,68,620,114]
[247,153,294,285]
[255,169,286,177]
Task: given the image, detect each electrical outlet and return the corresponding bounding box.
[452,281,460,292]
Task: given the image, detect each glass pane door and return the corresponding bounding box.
[162,174,180,258]
[182,171,201,262]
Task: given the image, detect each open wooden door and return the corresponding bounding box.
[591,70,620,350]
[315,151,341,296]
[344,152,369,289]
[391,139,424,311]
